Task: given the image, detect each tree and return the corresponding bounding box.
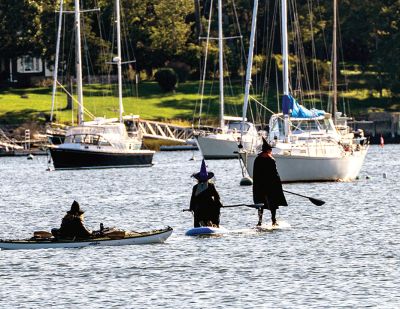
[0,0,46,58]
[122,0,195,77]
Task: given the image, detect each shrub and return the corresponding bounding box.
[154,68,178,92]
[167,61,191,83]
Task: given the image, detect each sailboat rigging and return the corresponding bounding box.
[49,0,154,170]
[194,0,261,160]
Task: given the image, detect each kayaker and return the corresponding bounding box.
[190,159,223,227]
[253,138,288,226]
[52,200,92,239]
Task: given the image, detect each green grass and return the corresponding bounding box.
[0,81,246,126]
[0,70,397,127]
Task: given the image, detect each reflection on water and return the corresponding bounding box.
[0,145,399,308]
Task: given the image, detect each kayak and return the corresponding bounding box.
[185,226,228,236]
[0,226,173,250]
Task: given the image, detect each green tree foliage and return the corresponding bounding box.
[121,0,195,77]
[0,0,46,57]
[2,0,400,98]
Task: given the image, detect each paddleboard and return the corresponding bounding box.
[255,220,291,232]
[185,226,228,236]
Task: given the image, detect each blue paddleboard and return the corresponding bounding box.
[185,226,228,236]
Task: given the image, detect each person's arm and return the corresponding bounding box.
[76,217,92,237]
[189,185,197,211]
[210,184,223,208]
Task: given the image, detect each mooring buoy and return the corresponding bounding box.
[240,176,253,186]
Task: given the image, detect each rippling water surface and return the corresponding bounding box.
[0,145,399,308]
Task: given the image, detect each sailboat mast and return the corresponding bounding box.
[218,0,225,129]
[332,0,338,124]
[116,0,124,123]
[74,0,84,125]
[281,0,290,140]
[50,0,64,123]
[281,0,289,96]
[242,0,259,130]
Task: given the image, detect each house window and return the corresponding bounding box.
[17,56,43,73]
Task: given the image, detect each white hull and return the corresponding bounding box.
[242,148,368,182]
[196,135,241,159]
[0,227,173,250]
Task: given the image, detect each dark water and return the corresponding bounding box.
[0,145,399,308]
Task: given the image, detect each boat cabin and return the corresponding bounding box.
[63,123,141,150]
[226,121,257,134]
[268,113,339,142]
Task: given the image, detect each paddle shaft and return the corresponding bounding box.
[182,191,324,213]
[182,204,261,212]
[283,190,311,199]
[283,190,325,206]
[222,204,261,209]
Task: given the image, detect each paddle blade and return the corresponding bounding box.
[309,198,325,206]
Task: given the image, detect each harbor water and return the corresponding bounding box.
[0,145,399,308]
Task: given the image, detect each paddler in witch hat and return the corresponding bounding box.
[252,137,288,226]
[189,159,223,227]
[51,200,93,239]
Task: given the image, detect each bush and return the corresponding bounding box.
[167,61,191,83]
[154,68,178,92]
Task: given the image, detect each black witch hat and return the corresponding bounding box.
[261,137,273,152]
[67,200,84,215]
[192,159,214,182]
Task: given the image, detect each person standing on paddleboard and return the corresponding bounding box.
[253,138,288,226]
[190,159,223,227]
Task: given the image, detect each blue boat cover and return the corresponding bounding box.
[282,94,325,118]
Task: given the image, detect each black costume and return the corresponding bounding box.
[253,142,287,225]
[189,159,223,227]
[53,201,92,239]
[190,182,222,227]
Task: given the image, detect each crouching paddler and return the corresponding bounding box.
[253,138,288,226]
[52,200,93,240]
[190,160,223,227]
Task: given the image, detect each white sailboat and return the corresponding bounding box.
[240,0,369,182]
[195,0,260,159]
[49,0,154,170]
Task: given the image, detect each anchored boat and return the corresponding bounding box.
[239,0,369,182]
[48,0,154,169]
[0,226,173,250]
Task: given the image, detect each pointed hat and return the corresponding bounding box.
[192,159,214,181]
[67,200,84,215]
[262,137,273,152]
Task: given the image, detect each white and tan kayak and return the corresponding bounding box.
[0,226,173,250]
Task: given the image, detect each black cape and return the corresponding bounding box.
[58,213,92,239]
[252,153,288,209]
[189,182,222,227]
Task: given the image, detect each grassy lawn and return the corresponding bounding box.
[0,81,246,126]
[0,70,397,127]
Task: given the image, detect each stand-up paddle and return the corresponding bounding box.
[182,204,261,212]
[282,190,325,206]
[200,190,325,210]
[222,204,262,209]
